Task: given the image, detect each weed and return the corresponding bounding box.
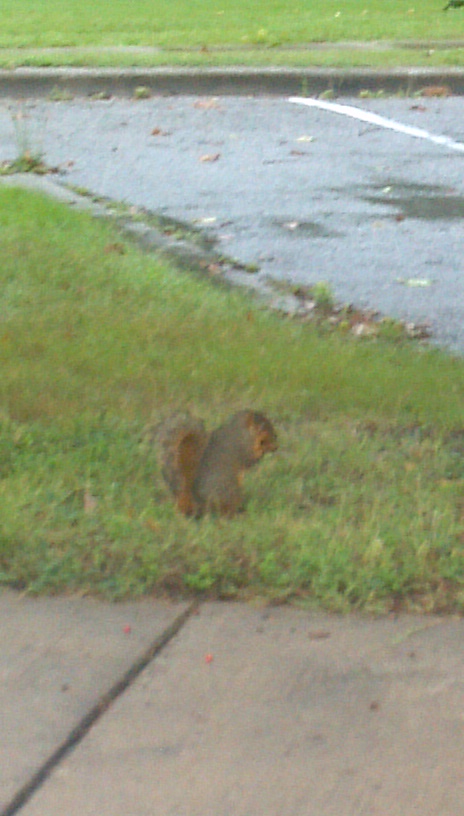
[319,89,335,100]
[310,281,335,312]
[300,77,309,97]
[48,86,74,102]
[359,89,386,98]
[134,86,151,100]
[90,91,113,101]
[0,151,51,175]
[1,106,54,176]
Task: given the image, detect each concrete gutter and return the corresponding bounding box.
[1,65,464,98]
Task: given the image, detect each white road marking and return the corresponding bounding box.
[289,96,464,153]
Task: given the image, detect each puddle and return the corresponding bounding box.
[363,194,464,220]
[339,180,464,221]
[371,181,454,195]
[272,218,342,238]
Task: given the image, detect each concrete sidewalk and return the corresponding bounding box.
[2,589,464,816]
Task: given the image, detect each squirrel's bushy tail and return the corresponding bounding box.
[159,414,208,516]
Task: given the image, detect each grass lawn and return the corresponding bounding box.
[0,0,463,68]
[1,184,464,612]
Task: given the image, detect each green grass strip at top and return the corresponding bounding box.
[1,0,464,49]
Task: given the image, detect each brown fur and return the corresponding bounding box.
[160,410,277,517]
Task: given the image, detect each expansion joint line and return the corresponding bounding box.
[1,602,198,816]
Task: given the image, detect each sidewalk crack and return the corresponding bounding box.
[1,602,198,816]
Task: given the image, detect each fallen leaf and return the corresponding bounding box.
[396,278,432,287]
[352,322,376,337]
[151,127,171,136]
[194,98,221,110]
[420,85,451,97]
[194,216,217,225]
[104,242,126,255]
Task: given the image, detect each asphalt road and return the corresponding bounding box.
[1,93,464,351]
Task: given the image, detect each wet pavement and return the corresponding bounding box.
[1,93,464,351]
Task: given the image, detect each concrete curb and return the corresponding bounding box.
[1,66,464,98]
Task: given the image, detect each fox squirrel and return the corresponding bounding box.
[160,410,278,517]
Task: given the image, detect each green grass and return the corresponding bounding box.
[1,184,464,612]
[1,0,462,47]
[0,0,463,68]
